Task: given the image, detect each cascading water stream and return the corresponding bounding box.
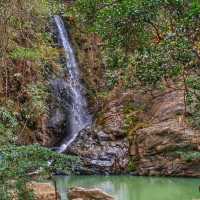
[54,15,91,153]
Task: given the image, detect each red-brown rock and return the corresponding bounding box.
[68,187,114,200]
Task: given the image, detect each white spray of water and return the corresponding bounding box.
[54,16,91,153]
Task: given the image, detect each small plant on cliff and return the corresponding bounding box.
[0,106,19,145]
[176,151,200,162]
[127,158,136,172]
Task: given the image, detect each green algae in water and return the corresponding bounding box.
[55,176,200,200]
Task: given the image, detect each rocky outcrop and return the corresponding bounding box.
[68,187,114,200]
[64,88,200,177]
[66,90,131,174]
[68,89,200,177]
[131,119,200,177]
[34,79,71,147]
[45,79,71,147]
[150,90,185,122]
[98,89,149,137]
[28,182,60,200]
[67,128,129,174]
[130,90,200,177]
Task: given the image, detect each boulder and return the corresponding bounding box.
[68,187,114,200]
[67,128,129,174]
[28,182,60,200]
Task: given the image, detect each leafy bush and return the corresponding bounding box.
[0,144,80,199]
[26,83,49,115]
[0,107,19,145]
[73,0,200,127]
[186,76,200,127]
[10,48,40,61]
[0,0,65,144]
[135,37,194,87]
[176,151,200,162]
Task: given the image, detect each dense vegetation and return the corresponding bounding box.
[72,0,200,126]
[0,0,64,145]
[0,0,200,198]
[0,0,79,199]
[0,145,79,199]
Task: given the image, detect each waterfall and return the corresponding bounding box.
[54,15,91,153]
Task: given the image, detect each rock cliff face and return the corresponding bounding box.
[67,128,129,174]
[131,90,200,177]
[36,79,70,147]
[68,89,200,177]
[46,79,71,146]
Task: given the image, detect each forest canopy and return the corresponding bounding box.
[73,0,200,126]
[0,0,200,198]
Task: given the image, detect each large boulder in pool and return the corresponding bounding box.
[68,187,114,200]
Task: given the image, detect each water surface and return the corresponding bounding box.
[55,175,200,200]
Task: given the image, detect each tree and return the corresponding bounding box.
[74,0,200,125]
[0,144,80,199]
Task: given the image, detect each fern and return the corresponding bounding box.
[10,48,40,61]
[26,83,49,115]
[0,107,18,128]
[0,107,18,145]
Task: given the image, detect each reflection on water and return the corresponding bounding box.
[55,175,200,200]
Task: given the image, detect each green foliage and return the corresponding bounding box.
[123,103,139,131]
[0,107,19,145]
[74,0,200,128]
[0,144,80,199]
[0,107,18,128]
[74,0,199,71]
[186,75,200,127]
[46,0,65,15]
[176,151,200,162]
[10,48,40,61]
[26,83,49,115]
[0,0,64,144]
[135,37,193,86]
[74,0,103,29]
[74,0,189,50]
[0,144,79,176]
[105,49,129,70]
[184,0,200,21]
[94,0,145,49]
[127,158,135,172]
[105,70,119,90]
[123,102,147,138]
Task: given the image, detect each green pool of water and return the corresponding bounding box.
[55,175,200,200]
